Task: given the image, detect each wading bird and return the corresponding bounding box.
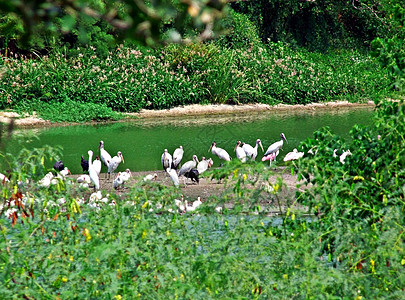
[283,148,304,162]
[88,150,100,190]
[172,146,184,170]
[161,149,173,172]
[235,141,247,162]
[209,141,231,166]
[184,169,199,184]
[107,151,124,178]
[242,139,264,161]
[264,133,288,160]
[98,140,112,172]
[197,157,213,174]
[93,155,102,177]
[144,173,158,181]
[166,168,179,187]
[178,155,199,182]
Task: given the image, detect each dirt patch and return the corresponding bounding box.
[68,166,308,215]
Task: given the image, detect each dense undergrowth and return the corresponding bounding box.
[0,41,396,123]
[0,99,403,298]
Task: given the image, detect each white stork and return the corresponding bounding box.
[209,141,231,166]
[178,155,199,185]
[161,149,173,172]
[264,133,288,159]
[88,150,100,190]
[107,151,124,178]
[235,141,247,162]
[172,146,184,170]
[242,139,264,161]
[98,140,112,177]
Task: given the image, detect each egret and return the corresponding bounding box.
[107,151,124,179]
[283,148,304,162]
[172,146,184,170]
[93,155,102,176]
[144,173,158,181]
[88,150,100,190]
[242,139,264,161]
[53,160,65,172]
[166,168,179,187]
[161,149,173,172]
[264,133,288,160]
[178,155,199,185]
[98,140,112,170]
[235,141,247,162]
[262,150,280,166]
[81,156,89,172]
[209,141,231,166]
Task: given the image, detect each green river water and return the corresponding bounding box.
[4,106,374,174]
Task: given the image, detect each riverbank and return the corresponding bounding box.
[0,100,375,127]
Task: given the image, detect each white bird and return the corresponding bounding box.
[197,157,213,174]
[59,167,71,177]
[39,172,54,188]
[235,141,247,162]
[166,168,179,187]
[209,141,231,165]
[264,133,288,159]
[178,155,199,180]
[339,150,352,164]
[161,149,173,172]
[98,140,112,174]
[113,172,124,189]
[172,146,184,170]
[93,155,102,177]
[77,174,91,184]
[107,151,124,178]
[120,169,132,182]
[283,148,304,162]
[144,173,158,181]
[0,172,10,183]
[242,139,264,161]
[88,150,100,190]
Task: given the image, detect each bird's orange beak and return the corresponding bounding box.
[260,142,264,152]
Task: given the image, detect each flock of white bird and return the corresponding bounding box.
[0,133,353,193]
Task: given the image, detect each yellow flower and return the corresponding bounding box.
[282,274,288,280]
[141,230,147,240]
[242,173,248,181]
[84,228,91,242]
[62,277,68,283]
[114,295,122,300]
[233,169,239,178]
[69,256,74,262]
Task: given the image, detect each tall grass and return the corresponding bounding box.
[0,42,397,122]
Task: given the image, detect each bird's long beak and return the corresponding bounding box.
[121,154,125,163]
[260,142,264,152]
[234,144,238,152]
[68,168,71,175]
[208,145,212,153]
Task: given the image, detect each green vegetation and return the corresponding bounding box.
[0,99,403,298]
[0,42,395,122]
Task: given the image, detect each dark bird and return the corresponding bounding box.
[81,155,89,172]
[184,169,199,184]
[53,160,65,172]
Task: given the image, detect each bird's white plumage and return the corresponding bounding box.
[283,148,304,162]
[77,174,91,184]
[108,151,124,175]
[98,140,112,167]
[235,141,247,162]
[144,173,158,181]
[93,156,102,176]
[243,139,264,160]
[172,146,184,169]
[88,150,100,190]
[197,157,213,174]
[0,173,10,183]
[161,149,172,171]
[209,142,231,162]
[264,133,288,156]
[166,168,179,187]
[178,155,199,177]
